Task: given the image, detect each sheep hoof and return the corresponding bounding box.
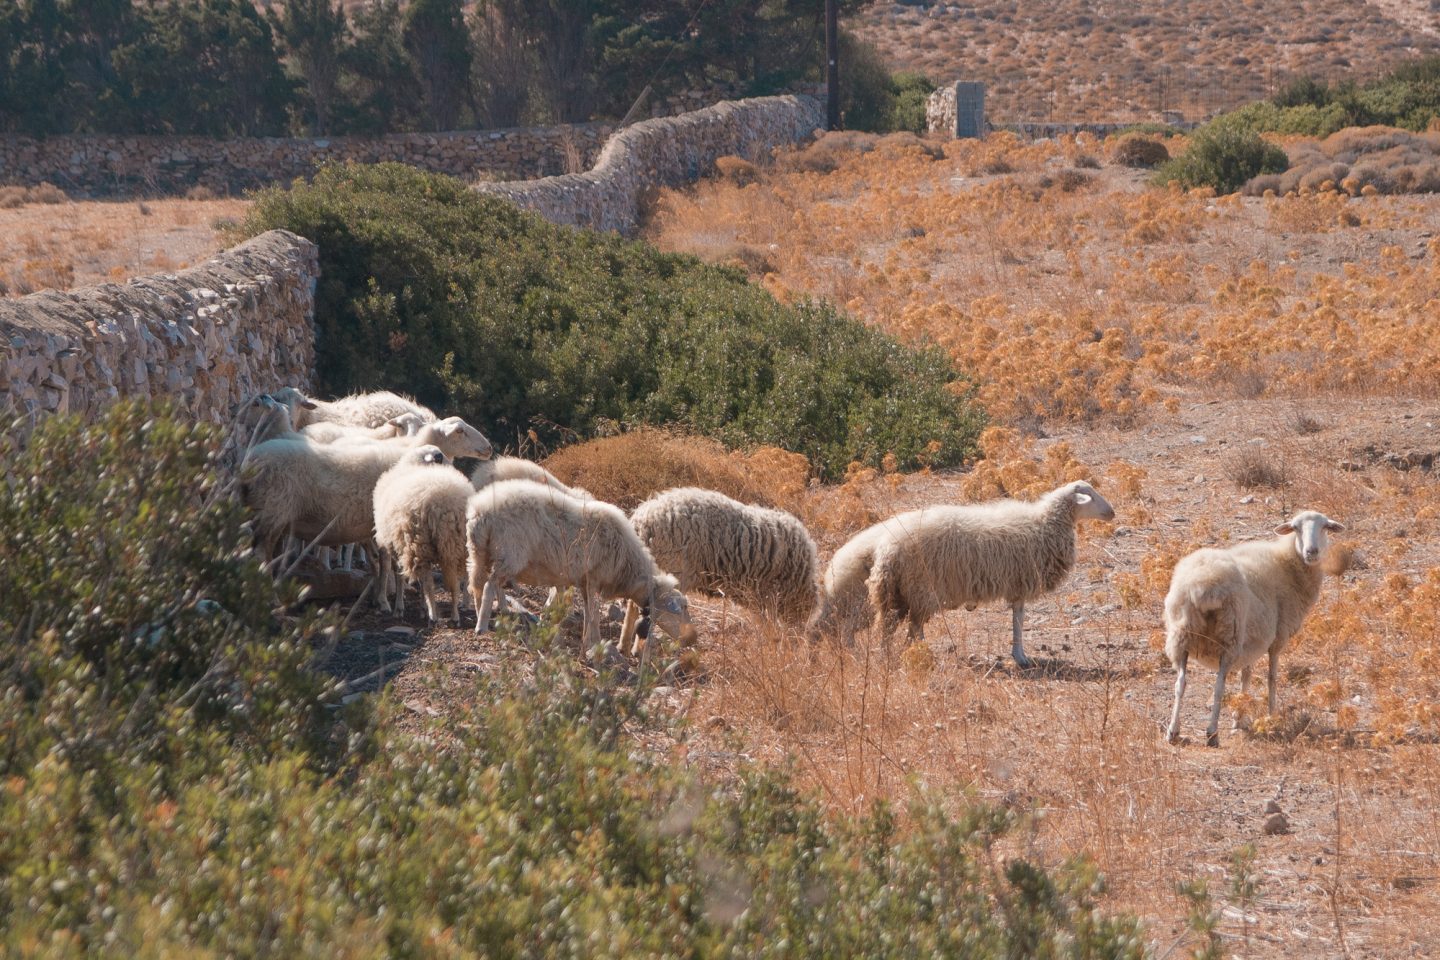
[1166,728,1182,745]
[1205,731,1221,748]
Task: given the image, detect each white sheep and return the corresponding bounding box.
[806,523,891,645]
[864,480,1115,664]
[372,445,472,622]
[269,387,437,430]
[1163,510,1345,747]
[301,412,427,444]
[466,479,697,654]
[622,487,818,651]
[240,409,493,567]
[470,456,592,499]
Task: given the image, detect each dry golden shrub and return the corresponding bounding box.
[541,427,806,513]
[959,426,1093,500]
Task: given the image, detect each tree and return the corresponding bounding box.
[339,0,418,133]
[403,0,471,131]
[268,0,348,135]
[469,2,530,128]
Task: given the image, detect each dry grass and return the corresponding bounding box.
[855,0,1440,123]
[0,196,248,297]
[1249,126,1440,197]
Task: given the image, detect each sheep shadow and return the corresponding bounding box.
[951,651,1149,684]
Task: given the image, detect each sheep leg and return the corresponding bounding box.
[1267,647,1280,718]
[582,589,602,659]
[376,548,394,614]
[447,569,462,625]
[1233,666,1252,731]
[906,613,925,647]
[421,572,442,623]
[1166,652,1188,744]
[1205,656,1230,748]
[1010,603,1034,668]
[620,600,642,655]
[475,571,500,635]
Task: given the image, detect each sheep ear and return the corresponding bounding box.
[299,399,318,409]
[434,419,461,437]
[1324,520,1346,532]
[1074,492,1093,507]
[1275,522,1296,534]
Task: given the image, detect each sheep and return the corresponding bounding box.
[466,479,697,654]
[621,487,818,652]
[1163,510,1345,747]
[269,387,437,430]
[372,445,472,622]
[470,456,592,500]
[806,522,891,645]
[240,412,493,567]
[863,481,1115,665]
[301,412,427,444]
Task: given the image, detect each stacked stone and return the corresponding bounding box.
[0,125,613,197]
[0,231,318,434]
[477,94,826,236]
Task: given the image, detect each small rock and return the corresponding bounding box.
[1339,460,1364,472]
[1192,474,1205,483]
[1264,799,1282,815]
[1263,811,1291,835]
[1189,435,1207,443]
[384,625,416,636]
[1239,495,1256,504]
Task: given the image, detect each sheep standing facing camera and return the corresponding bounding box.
[372,446,473,622]
[624,487,818,652]
[1163,510,1345,747]
[864,480,1115,664]
[467,480,697,654]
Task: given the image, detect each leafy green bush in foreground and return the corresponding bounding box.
[0,406,1144,957]
[243,163,983,478]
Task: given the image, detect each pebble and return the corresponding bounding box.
[1239,495,1256,504]
[1263,811,1291,835]
[384,625,416,636]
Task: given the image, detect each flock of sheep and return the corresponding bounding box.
[233,388,1348,747]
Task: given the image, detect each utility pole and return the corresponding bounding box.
[826,0,839,130]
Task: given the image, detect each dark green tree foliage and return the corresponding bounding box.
[1153,125,1289,193]
[243,163,984,476]
[337,0,419,134]
[115,0,295,136]
[402,0,471,132]
[267,0,348,135]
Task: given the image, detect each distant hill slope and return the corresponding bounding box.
[856,0,1440,122]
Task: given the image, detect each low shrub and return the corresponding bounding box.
[890,71,937,134]
[1153,126,1289,193]
[1243,126,1440,196]
[243,163,984,478]
[1111,134,1171,168]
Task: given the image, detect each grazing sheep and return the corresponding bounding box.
[622,487,818,651]
[302,412,427,444]
[269,387,437,430]
[372,445,472,622]
[864,481,1115,664]
[240,413,492,565]
[467,479,697,654]
[1163,510,1345,747]
[470,456,592,499]
[807,523,891,645]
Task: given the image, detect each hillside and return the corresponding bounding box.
[855,0,1440,121]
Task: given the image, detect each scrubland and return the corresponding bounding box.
[625,132,1440,955]
[856,0,1440,121]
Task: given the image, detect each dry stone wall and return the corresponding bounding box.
[477,95,825,235]
[0,230,317,431]
[0,125,611,197]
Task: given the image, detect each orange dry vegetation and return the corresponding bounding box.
[855,0,1440,122]
[648,133,1440,427]
[0,196,249,298]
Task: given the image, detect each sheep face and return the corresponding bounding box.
[388,412,427,437]
[1067,481,1115,522]
[650,575,698,645]
[428,417,494,460]
[1276,511,1345,566]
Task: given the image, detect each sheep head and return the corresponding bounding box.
[401,444,450,468]
[1276,510,1345,566]
[1061,480,1115,522]
[421,417,493,461]
[649,573,697,646]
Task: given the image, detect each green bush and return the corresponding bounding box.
[889,71,937,135]
[1206,100,1350,138]
[243,163,983,477]
[1154,126,1290,193]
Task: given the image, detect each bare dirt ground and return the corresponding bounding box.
[320,394,1440,959]
[0,196,246,297]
